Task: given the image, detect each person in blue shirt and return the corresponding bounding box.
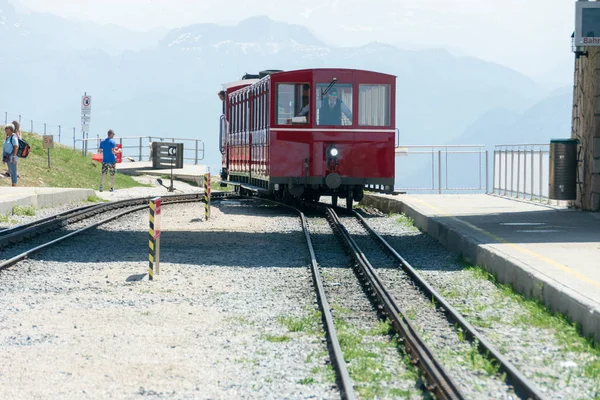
[98,129,121,192]
[3,124,19,186]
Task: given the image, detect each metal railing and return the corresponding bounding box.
[492,144,550,203]
[76,136,205,165]
[395,145,488,193]
[4,110,76,144]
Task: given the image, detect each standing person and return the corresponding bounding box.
[3,124,19,187]
[98,129,121,192]
[11,120,21,140]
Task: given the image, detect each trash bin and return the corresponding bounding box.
[549,139,578,200]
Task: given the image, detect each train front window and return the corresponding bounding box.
[316,83,352,126]
[358,84,391,126]
[276,83,310,125]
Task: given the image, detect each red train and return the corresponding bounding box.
[218,68,396,209]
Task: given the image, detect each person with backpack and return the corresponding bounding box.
[3,124,19,186]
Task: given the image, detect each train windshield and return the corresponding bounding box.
[358,84,391,126]
[276,83,310,125]
[316,83,353,126]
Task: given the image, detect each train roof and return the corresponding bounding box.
[222,68,396,93]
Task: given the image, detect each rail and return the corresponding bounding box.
[395,145,488,193]
[492,144,550,203]
[75,136,205,165]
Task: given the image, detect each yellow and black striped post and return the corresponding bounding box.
[148,197,162,280]
[204,172,211,220]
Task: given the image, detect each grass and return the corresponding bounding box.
[0,130,147,190]
[85,195,108,203]
[278,311,320,335]
[459,262,600,381]
[331,307,420,398]
[0,213,14,223]
[11,204,36,216]
[392,212,419,232]
[262,334,290,343]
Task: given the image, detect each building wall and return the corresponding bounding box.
[572,46,600,210]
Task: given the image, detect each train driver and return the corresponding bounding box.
[318,87,352,125]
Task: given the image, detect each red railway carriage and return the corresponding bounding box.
[218,68,396,208]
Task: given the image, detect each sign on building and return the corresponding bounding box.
[575,2,600,46]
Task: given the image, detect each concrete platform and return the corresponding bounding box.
[361,193,600,342]
[116,162,207,185]
[0,187,95,215]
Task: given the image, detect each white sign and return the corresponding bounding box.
[81,115,91,123]
[82,123,90,132]
[575,2,600,47]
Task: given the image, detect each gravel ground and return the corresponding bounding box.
[0,175,201,231]
[0,196,339,399]
[339,215,516,399]
[306,212,422,399]
[356,206,600,400]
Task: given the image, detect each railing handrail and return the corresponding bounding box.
[494,144,550,148]
[396,144,485,149]
[78,136,204,143]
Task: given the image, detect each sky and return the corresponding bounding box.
[12,0,579,84]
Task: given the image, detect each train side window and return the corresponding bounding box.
[276,83,309,125]
[358,84,391,126]
[316,83,353,126]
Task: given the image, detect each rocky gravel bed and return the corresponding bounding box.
[0,197,339,399]
[339,215,515,399]
[306,212,422,399]
[0,204,152,264]
[357,206,600,400]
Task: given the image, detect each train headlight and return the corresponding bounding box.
[329,147,339,157]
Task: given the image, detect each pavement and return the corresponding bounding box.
[0,187,95,215]
[116,162,207,186]
[361,193,600,342]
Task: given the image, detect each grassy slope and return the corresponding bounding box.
[0,130,145,189]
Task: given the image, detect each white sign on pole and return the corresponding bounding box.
[82,124,90,132]
[81,95,92,113]
[81,115,91,123]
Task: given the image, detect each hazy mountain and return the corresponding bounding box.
[0,0,164,57]
[0,8,572,174]
[398,92,573,191]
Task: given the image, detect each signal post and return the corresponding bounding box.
[148,197,161,280]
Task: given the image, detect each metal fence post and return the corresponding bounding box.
[4,111,6,124]
[530,149,534,200]
[18,115,21,124]
[486,150,489,193]
[504,149,508,195]
[523,149,527,198]
[58,125,61,144]
[445,149,448,191]
[139,137,143,161]
[510,150,515,197]
[539,149,543,201]
[478,148,482,190]
[30,120,33,134]
[73,127,76,150]
[431,150,435,190]
[438,150,442,194]
[195,140,199,165]
[44,123,46,135]
[516,149,521,198]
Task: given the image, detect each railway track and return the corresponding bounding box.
[277,195,546,399]
[0,192,235,271]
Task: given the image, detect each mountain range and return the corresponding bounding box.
[0,0,574,184]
